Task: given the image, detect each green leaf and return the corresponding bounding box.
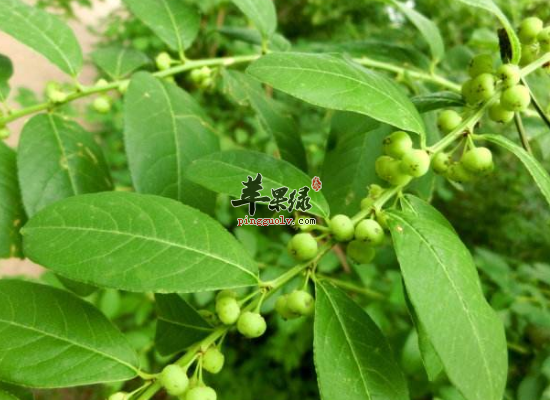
[185,150,330,219]
[0,0,82,76]
[17,114,113,217]
[455,0,520,64]
[247,52,425,136]
[388,208,507,400]
[0,142,25,259]
[0,383,33,400]
[0,54,13,101]
[0,279,139,388]
[392,1,444,62]
[322,112,390,215]
[218,27,290,51]
[480,134,550,207]
[91,46,150,80]
[124,72,219,214]
[222,70,307,171]
[22,192,259,293]
[314,280,409,400]
[123,0,200,55]
[155,294,212,356]
[231,0,277,39]
[0,390,18,400]
[399,194,455,232]
[411,91,464,113]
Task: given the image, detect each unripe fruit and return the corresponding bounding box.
[383,131,413,158]
[471,73,495,102]
[186,386,217,400]
[376,156,412,186]
[488,102,514,123]
[346,240,375,264]
[296,217,315,231]
[500,85,531,111]
[287,290,315,316]
[328,214,354,242]
[287,233,318,261]
[400,149,430,177]
[275,294,299,320]
[539,27,550,52]
[118,80,130,94]
[95,78,109,88]
[376,211,389,229]
[155,52,172,71]
[432,152,451,174]
[47,88,68,103]
[461,79,477,105]
[468,54,493,78]
[360,197,374,211]
[496,64,521,87]
[368,184,384,199]
[108,392,128,400]
[202,347,225,374]
[215,296,240,325]
[437,110,462,133]
[93,95,112,113]
[445,162,474,183]
[375,155,394,179]
[0,128,9,139]
[355,219,384,246]
[518,17,544,44]
[520,42,540,65]
[461,147,493,174]
[216,290,237,302]
[160,364,189,396]
[237,311,266,338]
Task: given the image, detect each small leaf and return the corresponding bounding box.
[392,1,444,62]
[22,192,259,293]
[411,91,464,113]
[231,0,277,39]
[124,72,219,214]
[185,150,330,219]
[91,46,150,80]
[314,280,409,400]
[0,54,13,101]
[388,208,507,400]
[0,279,139,388]
[155,294,213,356]
[17,114,113,217]
[0,0,82,75]
[222,70,307,171]
[480,134,550,207]
[247,52,425,136]
[0,142,26,258]
[123,0,200,55]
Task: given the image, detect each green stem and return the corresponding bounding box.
[317,275,385,300]
[513,113,532,154]
[351,186,402,224]
[521,77,550,131]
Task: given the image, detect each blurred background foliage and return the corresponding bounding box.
[15,0,550,399]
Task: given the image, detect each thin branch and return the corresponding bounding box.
[514,113,532,154]
[521,76,550,132]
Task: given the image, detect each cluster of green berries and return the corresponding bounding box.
[190,66,214,89]
[432,146,494,184]
[215,290,266,339]
[375,131,430,186]
[159,363,218,400]
[275,289,315,320]
[517,17,550,65]
[45,81,68,104]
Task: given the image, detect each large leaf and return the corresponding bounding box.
[17,114,113,217]
[222,70,307,171]
[155,294,213,356]
[0,383,33,400]
[392,1,444,62]
[22,192,259,293]
[0,0,82,76]
[124,72,219,214]
[0,54,13,101]
[455,0,520,63]
[388,208,507,400]
[314,281,409,400]
[185,150,330,219]
[247,52,425,136]
[123,0,199,55]
[231,0,277,39]
[0,279,138,388]
[0,142,25,258]
[480,134,550,207]
[91,46,150,80]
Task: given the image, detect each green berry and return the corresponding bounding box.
[383,131,413,158]
[518,17,544,44]
[376,156,413,186]
[186,386,217,400]
[520,42,541,65]
[500,85,531,111]
[360,197,374,211]
[95,78,109,88]
[445,162,474,183]
[496,64,521,87]
[156,52,172,71]
[47,88,67,103]
[328,214,354,242]
[437,110,462,133]
[216,290,237,302]
[461,147,493,174]
[461,79,477,105]
[432,152,451,174]
[400,149,430,177]
[108,392,128,400]
[368,184,384,199]
[488,102,515,123]
[468,54,494,78]
[471,73,495,102]
[287,233,318,261]
[0,128,9,139]
[539,27,550,52]
[237,311,266,338]
[346,240,375,264]
[275,294,300,320]
[118,80,130,94]
[202,347,225,374]
[287,290,315,316]
[355,219,384,246]
[296,217,315,232]
[93,95,112,113]
[160,364,189,396]
[215,296,240,325]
